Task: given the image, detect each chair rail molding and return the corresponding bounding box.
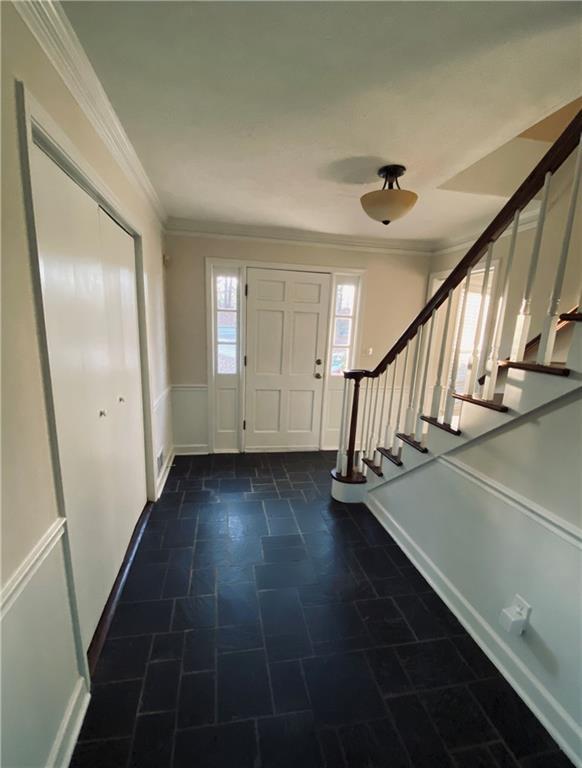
[13,0,166,222]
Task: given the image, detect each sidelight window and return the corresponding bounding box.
[215,273,239,374]
[330,280,358,376]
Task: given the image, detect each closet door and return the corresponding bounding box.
[31,145,113,648]
[98,208,146,535]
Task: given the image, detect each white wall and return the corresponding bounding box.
[368,388,582,765]
[1,4,172,765]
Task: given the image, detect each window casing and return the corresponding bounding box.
[330,279,358,376]
[214,272,239,374]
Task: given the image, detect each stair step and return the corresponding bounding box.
[501,361,570,377]
[559,312,582,322]
[377,446,403,467]
[420,415,462,436]
[330,468,366,484]
[452,392,509,413]
[363,457,383,477]
[396,433,429,453]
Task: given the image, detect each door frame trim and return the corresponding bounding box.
[205,256,365,453]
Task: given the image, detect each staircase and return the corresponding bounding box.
[331,109,582,502]
[330,109,582,765]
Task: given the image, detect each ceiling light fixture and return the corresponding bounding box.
[360,164,418,225]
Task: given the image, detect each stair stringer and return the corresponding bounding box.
[366,324,582,493]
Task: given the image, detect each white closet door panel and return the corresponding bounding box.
[31,146,113,647]
[98,208,146,527]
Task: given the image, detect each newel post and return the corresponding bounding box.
[345,371,364,478]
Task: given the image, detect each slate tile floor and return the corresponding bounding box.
[72,452,572,768]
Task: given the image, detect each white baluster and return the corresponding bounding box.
[404,329,423,435]
[430,289,454,418]
[336,378,350,473]
[465,244,494,394]
[538,135,582,365]
[394,342,410,455]
[368,376,381,459]
[375,367,389,466]
[482,212,520,401]
[358,378,369,473]
[415,311,436,443]
[362,376,374,471]
[510,171,552,361]
[443,269,473,424]
[384,358,399,451]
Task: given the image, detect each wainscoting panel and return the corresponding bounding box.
[171,385,209,454]
[1,529,89,768]
[367,457,582,766]
[153,386,174,496]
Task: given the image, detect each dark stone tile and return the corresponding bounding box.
[265,631,312,662]
[228,511,268,537]
[259,712,322,768]
[354,547,400,580]
[354,514,392,546]
[299,573,374,605]
[270,660,310,713]
[256,561,318,589]
[263,545,308,563]
[150,632,184,662]
[129,712,174,768]
[217,649,272,721]
[220,478,252,492]
[172,596,216,631]
[110,600,173,637]
[393,593,449,639]
[421,685,497,749]
[141,659,180,712]
[328,518,366,545]
[70,738,130,768]
[340,718,410,768]
[93,635,151,682]
[197,520,229,539]
[217,623,263,653]
[520,751,573,767]
[184,490,216,503]
[183,628,216,672]
[121,563,166,602]
[268,516,299,535]
[318,729,346,767]
[303,653,385,725]
[218,582,259,626]
[262,534,304,550]
[216,564,253,584]
[79,680,141,739]
[292,505,330,533]
[487,742,519,767]
[452,635,498,679]
[190,567,216,595]
[303,602,367,644]
[163,518,197,548]
[264,499,293,517]
[356,597,415,645]
[173,720,258,768]
[387,694,453,767]
[168,547,194,568]
[194,539,230,568]
[397,639,475,689]
[372,574,417,598]
[366,647,411,697]
[178,671,215,728]
[259,588,306,636]
[452,746,499,767]
[162,564,191,598]
[470,677,556,759]
[422,592,466,636]
[229,537,263,565]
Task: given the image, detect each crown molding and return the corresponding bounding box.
[164,217,436,257]
[13,0,166,222]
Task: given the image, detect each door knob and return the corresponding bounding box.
[118,396,125,403]
[315,358,322,365]
[314,372,322,379]
[99,409,107,418]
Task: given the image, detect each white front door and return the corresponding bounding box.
[244,268,331,451]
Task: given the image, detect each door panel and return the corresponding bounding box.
[245,268,330,450]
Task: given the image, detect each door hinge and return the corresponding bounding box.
[243,419,246,430]
[244,354,247,367]
[244,283,248,297]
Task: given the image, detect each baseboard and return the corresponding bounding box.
[155,448,175,498]
[366,493,582,767]
[174,443,209,455]
[87,502,152,675]
[46,677,90,768]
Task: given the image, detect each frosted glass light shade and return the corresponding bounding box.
[360,188,418,225]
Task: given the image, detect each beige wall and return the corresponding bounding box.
[1,5,170,582]
[164,233,432,385]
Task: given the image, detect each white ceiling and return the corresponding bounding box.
[63,1,581,245]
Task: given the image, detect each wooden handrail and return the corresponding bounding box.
[345,108,582,382]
